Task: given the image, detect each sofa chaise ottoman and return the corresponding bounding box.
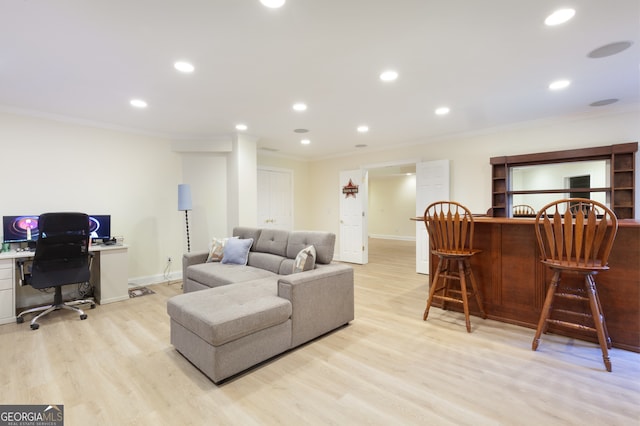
[167,227,354,383]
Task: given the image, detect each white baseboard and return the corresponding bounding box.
[368,234,416,242]
[129,271,182,287]
[100,295,130,304]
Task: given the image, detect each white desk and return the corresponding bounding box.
[0,244,129,325]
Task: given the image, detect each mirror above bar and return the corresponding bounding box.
[511,160,610,213]
[490,142,637,219]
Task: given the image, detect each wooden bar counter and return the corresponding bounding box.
[425,217,640,352]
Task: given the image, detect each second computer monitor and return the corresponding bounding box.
[89,215,111,242]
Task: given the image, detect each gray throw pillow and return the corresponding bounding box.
[221,238,253,265]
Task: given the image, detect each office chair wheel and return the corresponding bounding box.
[30,323,39,330]
[90,304,96,309]
[80,314,88,320]
[16,317,24,324]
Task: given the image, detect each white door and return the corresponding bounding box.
[257,168,293,230]
[339,169,368,264]
[416,160,450,274]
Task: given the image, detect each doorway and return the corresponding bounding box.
[568,175,591,199]
[368,165,417,240]
[257,167,293,230]
[339,159,449,271]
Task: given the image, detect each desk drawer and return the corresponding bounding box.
[0,277,12,291]
[0,267,12,282]
[0,288,13,321]
[0,259,11,270]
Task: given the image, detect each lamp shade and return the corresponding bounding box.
[178,184,192,211]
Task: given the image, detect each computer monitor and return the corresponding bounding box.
[89,215,111,242]
[3,214,112,244]
[2,215,40,243]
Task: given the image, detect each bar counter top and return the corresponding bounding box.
[413,216,640,227]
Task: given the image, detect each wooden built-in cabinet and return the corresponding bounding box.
[491,162,508,217]
[490,142,638,219]
[612,148,636,219]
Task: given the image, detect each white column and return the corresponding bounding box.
[227,133,258,233]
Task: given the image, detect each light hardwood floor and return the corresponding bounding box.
[1,238,638,425]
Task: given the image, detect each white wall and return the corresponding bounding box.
[368,174,416,239]
[180,153,228,253]
[0,111,184,283]
[227,134,258,233]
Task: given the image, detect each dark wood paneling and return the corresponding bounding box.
[430,218,640,352]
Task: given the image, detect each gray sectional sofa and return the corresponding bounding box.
[167,227,354,383]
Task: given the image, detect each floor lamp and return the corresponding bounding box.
[178,184,192,252]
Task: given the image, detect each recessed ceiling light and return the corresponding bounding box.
[590,98,619,107]
[300,139,311,145]
[130,99,148,108]
[260,0,285,8]
[292,103,307,112]
[588,41,633,58]
[357,125,369,133]
[355,144,368,148]
[545,8,575,26]
[435,107,450,116]
[174,61,195,73]
[294,128,309,133]
[235,124,248,131]
[379,70,398,82]
[549,79,571,90]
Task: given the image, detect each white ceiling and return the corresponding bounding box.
[1,0,638,160]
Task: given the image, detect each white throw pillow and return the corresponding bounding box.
[206,237,236,263]
[293,245,316,273]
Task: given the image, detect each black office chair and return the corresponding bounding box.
[16,212,96,330]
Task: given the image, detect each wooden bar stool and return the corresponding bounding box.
[513,204,536,217]
[422,201,486,332]
[532,198,618,371]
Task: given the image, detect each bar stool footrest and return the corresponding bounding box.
[546,318,597,334]
[432,295,464,305]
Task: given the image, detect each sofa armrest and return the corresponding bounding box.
[278,264,354,347]
[182,251,208,282]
